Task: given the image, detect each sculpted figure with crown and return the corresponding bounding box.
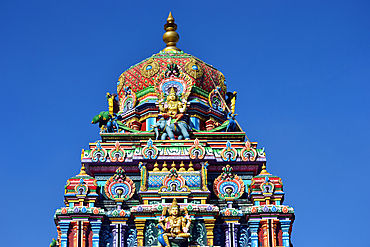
[158,198,192,247]
[159,87,187,123]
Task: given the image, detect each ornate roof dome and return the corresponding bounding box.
[116,13,227,122]
[96,13,237,135]
[117,13,226,98]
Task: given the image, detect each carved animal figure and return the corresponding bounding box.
[151,118,190,140]
[226,112,237,132]
[91,111,122,133]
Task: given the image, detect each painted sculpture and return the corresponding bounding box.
[52,13,295,247]
[159,87,187,123]
[151,118,190,140]
[158,198,192,247]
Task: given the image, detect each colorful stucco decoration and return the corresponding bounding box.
[189,138,205,159]
[51,12,295,247]
[109,141,126,162]
[240,140,258,161]
[220,141,238,161]
[104,167,135,201]
[213,164,245,200]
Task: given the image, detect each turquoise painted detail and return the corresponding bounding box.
[59,222,70,247]
[190,117,200,130]
[248,220,260,247]
[146,117,156,131]
[280,220,291,247]
[90,221,102,247]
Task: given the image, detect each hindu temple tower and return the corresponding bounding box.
[52,13,295,247]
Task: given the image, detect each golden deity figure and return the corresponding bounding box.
[159,87,187,123]
[158,198,192,247]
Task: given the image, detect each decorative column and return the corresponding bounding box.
[280,220,291,247]
[248,220,260,247]
[112,224,118,247]
[223,222,240,247]
[222,223,230,247]
[59,222,70,247]
[111,223,127,247]
[233,223,240,247]
[271,219,279,247]
[72,222,79,247]
[261,220,269,247]
[90,221,102,247]
[134,219,146,247]
[82,222,89,246]
[57,225,62,246]
[204,219,216,246]
[120,224,127,247]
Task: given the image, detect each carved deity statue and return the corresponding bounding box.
[158,198,191,247]
[159,87,187,123]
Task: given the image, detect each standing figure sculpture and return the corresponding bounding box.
[158,198,192,247]
[159,87,187,123]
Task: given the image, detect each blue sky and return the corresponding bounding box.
[1,0,369,246]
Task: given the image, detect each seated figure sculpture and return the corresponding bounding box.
[159,87,187,123]
[158,198,191,247]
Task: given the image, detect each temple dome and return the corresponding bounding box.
[114,13,230,132]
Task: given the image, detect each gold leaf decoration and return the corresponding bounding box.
[185,58,203,79]
[117,73,125,94]
[218,71,227,93]
[141,58,160,78]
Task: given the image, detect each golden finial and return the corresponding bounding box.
[171,161,176,168]
[260,163,271,175]
[153,162,160,171]
[162,161,169,171]
[179,161,186,171]
[78,164,87,176]
[162,12,181,51]
[188,161,194,171]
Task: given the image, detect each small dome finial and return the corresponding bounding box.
[78,164,87,176]
[260,163,271,175]
[162,12,181,51]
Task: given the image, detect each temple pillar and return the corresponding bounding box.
[59,222,70,247]
[82,222,89,246]
[120,224,127,247]
[204,219,216,246]
[111,223,127,247]
[261,220,268,247]
[72,222,79,247]
[57,225,62,246]
[223,222,240,247]
[271,219,279,247]
[280,220,291,247]
[223,223,230,247]
[247,220,260,247]
[134,219,146,247]
[112,225,118,247]
[90,221,102,247]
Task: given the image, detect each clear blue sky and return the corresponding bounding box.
[1,1,369,246]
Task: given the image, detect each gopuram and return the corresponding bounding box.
[52,13,295,247]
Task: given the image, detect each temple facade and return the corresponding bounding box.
[52,13,295,247]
